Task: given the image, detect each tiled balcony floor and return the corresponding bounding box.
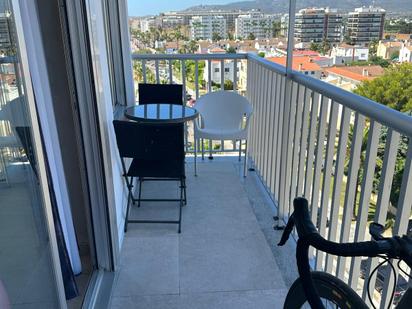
[109,157,298,309]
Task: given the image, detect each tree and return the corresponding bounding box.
[258,52,265,58]
[390,50,400,60]
[226,46,236,54]
[247,32,256,40]
[212,32,222,42]
[272,21,281,38]
[227,32,234,40]
[368,39,379,57]
[321,40,331,54]
[224,80,233,90]
[348,56,391,68]
[171,26,185,51]
[310,42,320,52]
[354,63,412,113]
[352,63,412,212]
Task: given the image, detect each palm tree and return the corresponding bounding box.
[171,26,185,52]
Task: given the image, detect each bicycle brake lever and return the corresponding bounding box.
[369,222,385,240]
[278,214,295,246]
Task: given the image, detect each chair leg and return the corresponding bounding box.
[137,178,143,207]
[201,138,204,160]
[0,148,9,186]
[238,139,242,162]
[178,178,183,233]
[243,140,248,177]
[194,138,197,176]
[183,178,187,205]
[130,177,135,204]
[124,187,132,233]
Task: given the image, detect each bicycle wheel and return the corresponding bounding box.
[284,271,368,309]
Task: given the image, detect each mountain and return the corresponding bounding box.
[184,0,412,14]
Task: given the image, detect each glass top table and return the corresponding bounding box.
[124,104,198,124]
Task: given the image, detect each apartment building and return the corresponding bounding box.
[140,16,161,32]
[347,6,385,46]
[0,12,11,49]
[164,10,243,31]
[294,8,343,46]
[324,9,343,43]
[234,12,277,39]
[160,14,184,28]
[190,15,227,40]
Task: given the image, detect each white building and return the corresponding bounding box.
[161,14,184,28]
[140,17,161,32]
[203,60,239,85]
[203,48,239,85]
[190,15,227,41]
[399,43,412,63]
[234,12,277,39]
[330,43,369,64]
[280,14,288,37]
[347,6,385,46]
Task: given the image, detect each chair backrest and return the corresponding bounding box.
[194,91,253,131]
[138,83,183,105]
[113,120,184,160]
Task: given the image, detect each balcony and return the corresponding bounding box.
[111,52,412,308]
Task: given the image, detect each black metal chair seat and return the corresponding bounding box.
[128,158,185,179]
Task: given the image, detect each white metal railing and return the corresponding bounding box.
[246,53,412,308]
[132,53,247,154]
[132,52,412,307]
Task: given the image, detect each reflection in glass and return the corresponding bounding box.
[0,0,59,307]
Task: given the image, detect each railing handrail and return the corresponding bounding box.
[132,52,412,137]
[291,71,412,138]
[132,53,247,61]
[248,53,287,75]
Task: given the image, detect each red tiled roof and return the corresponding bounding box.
[325,65,384,82]
[267,56,321,71]
[293,50,320,57]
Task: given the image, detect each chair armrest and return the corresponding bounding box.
[194,116,203,132]
[243,112,253,130]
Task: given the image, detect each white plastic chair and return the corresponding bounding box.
[194,91,253,177]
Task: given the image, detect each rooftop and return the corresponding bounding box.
[267,56,321,72]
[109,158,296,308]
[325,65,384,82]
[380,41,403,48]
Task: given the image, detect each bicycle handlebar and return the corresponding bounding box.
[278,197,412,269]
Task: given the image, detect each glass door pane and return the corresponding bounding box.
[0,0,61,307]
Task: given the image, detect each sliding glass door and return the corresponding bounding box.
[0,0,64,307]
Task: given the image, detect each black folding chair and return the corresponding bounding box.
[113,120,186,233]
[138,83,183,105]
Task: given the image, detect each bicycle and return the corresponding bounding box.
[278,197,412,309]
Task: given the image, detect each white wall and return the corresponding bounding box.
[84,0,128,256]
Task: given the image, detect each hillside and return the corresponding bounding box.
[185,0,412,14]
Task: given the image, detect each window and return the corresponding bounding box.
[214,68,220,73]
[224,68,230,72]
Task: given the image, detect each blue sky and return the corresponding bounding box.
[128,0,235,16]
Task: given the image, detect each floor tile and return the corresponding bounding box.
[113,236,179,297]
[179,232,286,293]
